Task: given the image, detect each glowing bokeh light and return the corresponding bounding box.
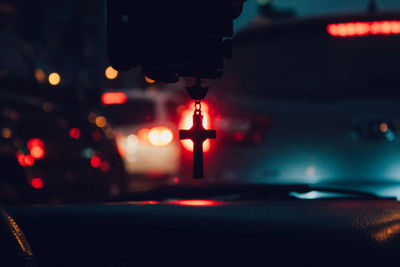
[380,123,388,133]
[16,152,26,167]
[24,155,35,166]
[30,146,45,159]
[27,138,44,151]
[30,178,44,189]
[144,76,155,84]
[69,128,81,139]
[95,116,107,128]
[148,127,173,146]
[27,138,45,159]
[90,156,101,168]
[48,72,61,86]
[105,66,118,80]
[35,69,46,83]
[2,128,11,139]
[101,92,127,105]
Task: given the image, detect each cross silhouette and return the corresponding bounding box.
[179,111,216,178]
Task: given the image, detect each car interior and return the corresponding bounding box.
[2,0,400,266]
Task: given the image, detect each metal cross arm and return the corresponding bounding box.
[179,111,216,178]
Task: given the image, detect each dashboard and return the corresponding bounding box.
[7,199,400,266]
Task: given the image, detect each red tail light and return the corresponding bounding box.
[27,138,45,159]
[328,21,400,37]
[179,102,211,152]
[101,92,127,105]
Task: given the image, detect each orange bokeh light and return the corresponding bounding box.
[144,76,155,84]
[48,72,61,86]
[105,66,118,80]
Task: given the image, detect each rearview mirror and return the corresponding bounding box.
[106,0,245,82]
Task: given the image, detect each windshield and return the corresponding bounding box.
[3,0,400,206]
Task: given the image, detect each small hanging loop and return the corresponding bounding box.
[194,99,202,115]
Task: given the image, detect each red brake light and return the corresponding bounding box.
[179,102,211,152]
[328,21,400,37]
[101,92,127,105]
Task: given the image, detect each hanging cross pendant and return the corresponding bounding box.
[179,110,216,178]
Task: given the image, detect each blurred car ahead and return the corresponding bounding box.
[99,88,188,191]
[209,10,400,197]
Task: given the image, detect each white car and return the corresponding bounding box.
[100,89,186,189]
